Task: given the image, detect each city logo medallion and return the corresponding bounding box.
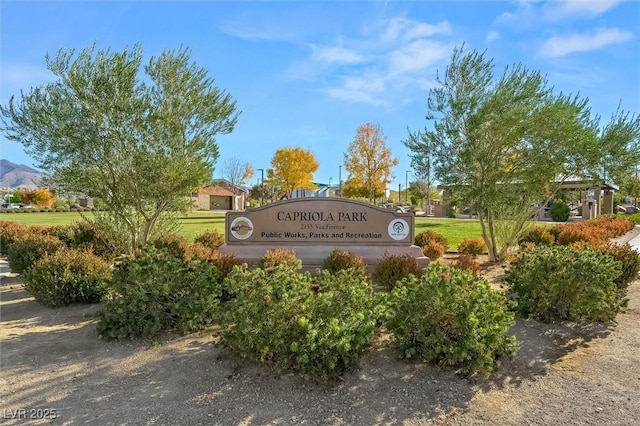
[387,218,409,241]
[230,217,254,240]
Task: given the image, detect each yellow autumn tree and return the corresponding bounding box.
[267,147,319,198]
[21,188,55,207]
[344,123,398,203]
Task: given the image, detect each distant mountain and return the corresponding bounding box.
[0,160,45,189]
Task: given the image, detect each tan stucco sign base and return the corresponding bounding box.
[218,198,429,269]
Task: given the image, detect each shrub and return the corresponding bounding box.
[259,248,299,269]
[505,245,625,323]
[518,225,556,247]
[384,264,517,376]
[64,220,129,260]
[209,252,245,279]
[0,221,30,255]
[592,242,640,290]
[556,216,635,246]
[194,230,225,250]
[7,234,66,274]
[454,254,481,276]
[97,247,223,339]
[322,250,365,274]
[549,200,570,222]
[415,230,448,251]
[422,240,445,260]
[23,249,112,308]
[457,238,486,257]
[371,253,424,290]
[217,265,378,381]
[151,233,192,260]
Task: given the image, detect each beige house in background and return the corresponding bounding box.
[190,180,247,211]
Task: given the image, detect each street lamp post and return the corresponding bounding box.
[338,165,342,198]
[405,170,410,204]
[328,177,332,197]
[257,168,264,207]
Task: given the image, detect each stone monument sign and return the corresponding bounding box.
[218,198,429,269]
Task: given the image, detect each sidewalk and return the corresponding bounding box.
[629,225,640,252]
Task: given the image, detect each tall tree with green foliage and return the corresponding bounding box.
[403,128,436,213]
[595,108,640,185]
[1,44,239,253]
[416,46,638,261]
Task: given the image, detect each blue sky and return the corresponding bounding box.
[1,0,639,190]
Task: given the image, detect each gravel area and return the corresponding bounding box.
[1,227,639,425]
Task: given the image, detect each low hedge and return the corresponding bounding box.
[23,248,112,307]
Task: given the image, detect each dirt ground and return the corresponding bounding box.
[2,228,640,425]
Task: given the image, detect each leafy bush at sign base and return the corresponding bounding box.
[194,230,225,250]
[259,248,299,269]
[371,253,424,290]
[322,249,366,274]
[505,245,625,323]
[97,247,223,339]
[151,233,192,260]
[23,249,112,307]
[218,265,378,381]
[384,264,517,376]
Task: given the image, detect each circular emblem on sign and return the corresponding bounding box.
[388,219,409,241]
[230,217,254,240]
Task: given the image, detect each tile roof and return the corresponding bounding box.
[197,186,235,196]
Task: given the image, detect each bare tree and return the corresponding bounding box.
[221,157,253,195]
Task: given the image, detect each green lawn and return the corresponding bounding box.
[414,217,483,249]
[1,211,482,249]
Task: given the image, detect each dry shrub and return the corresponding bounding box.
[372,253,424,290]
[454,254,481,276]
[0,221,31,255]
[556,216,635,246]
[422,241,445,260]
[415,230,448,251]
[259,248,299,269]
[457,238,487,258]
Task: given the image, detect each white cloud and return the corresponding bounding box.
[382,17,451,43]
[220,24,295,42]
[497,0,624,25]
[324,74,386,105]
[543,0,624,20]
[485,31,501,43]
[311,46,364,64]
[388,40,451,76]
[540,27,633,57]
[297,16,453,105]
